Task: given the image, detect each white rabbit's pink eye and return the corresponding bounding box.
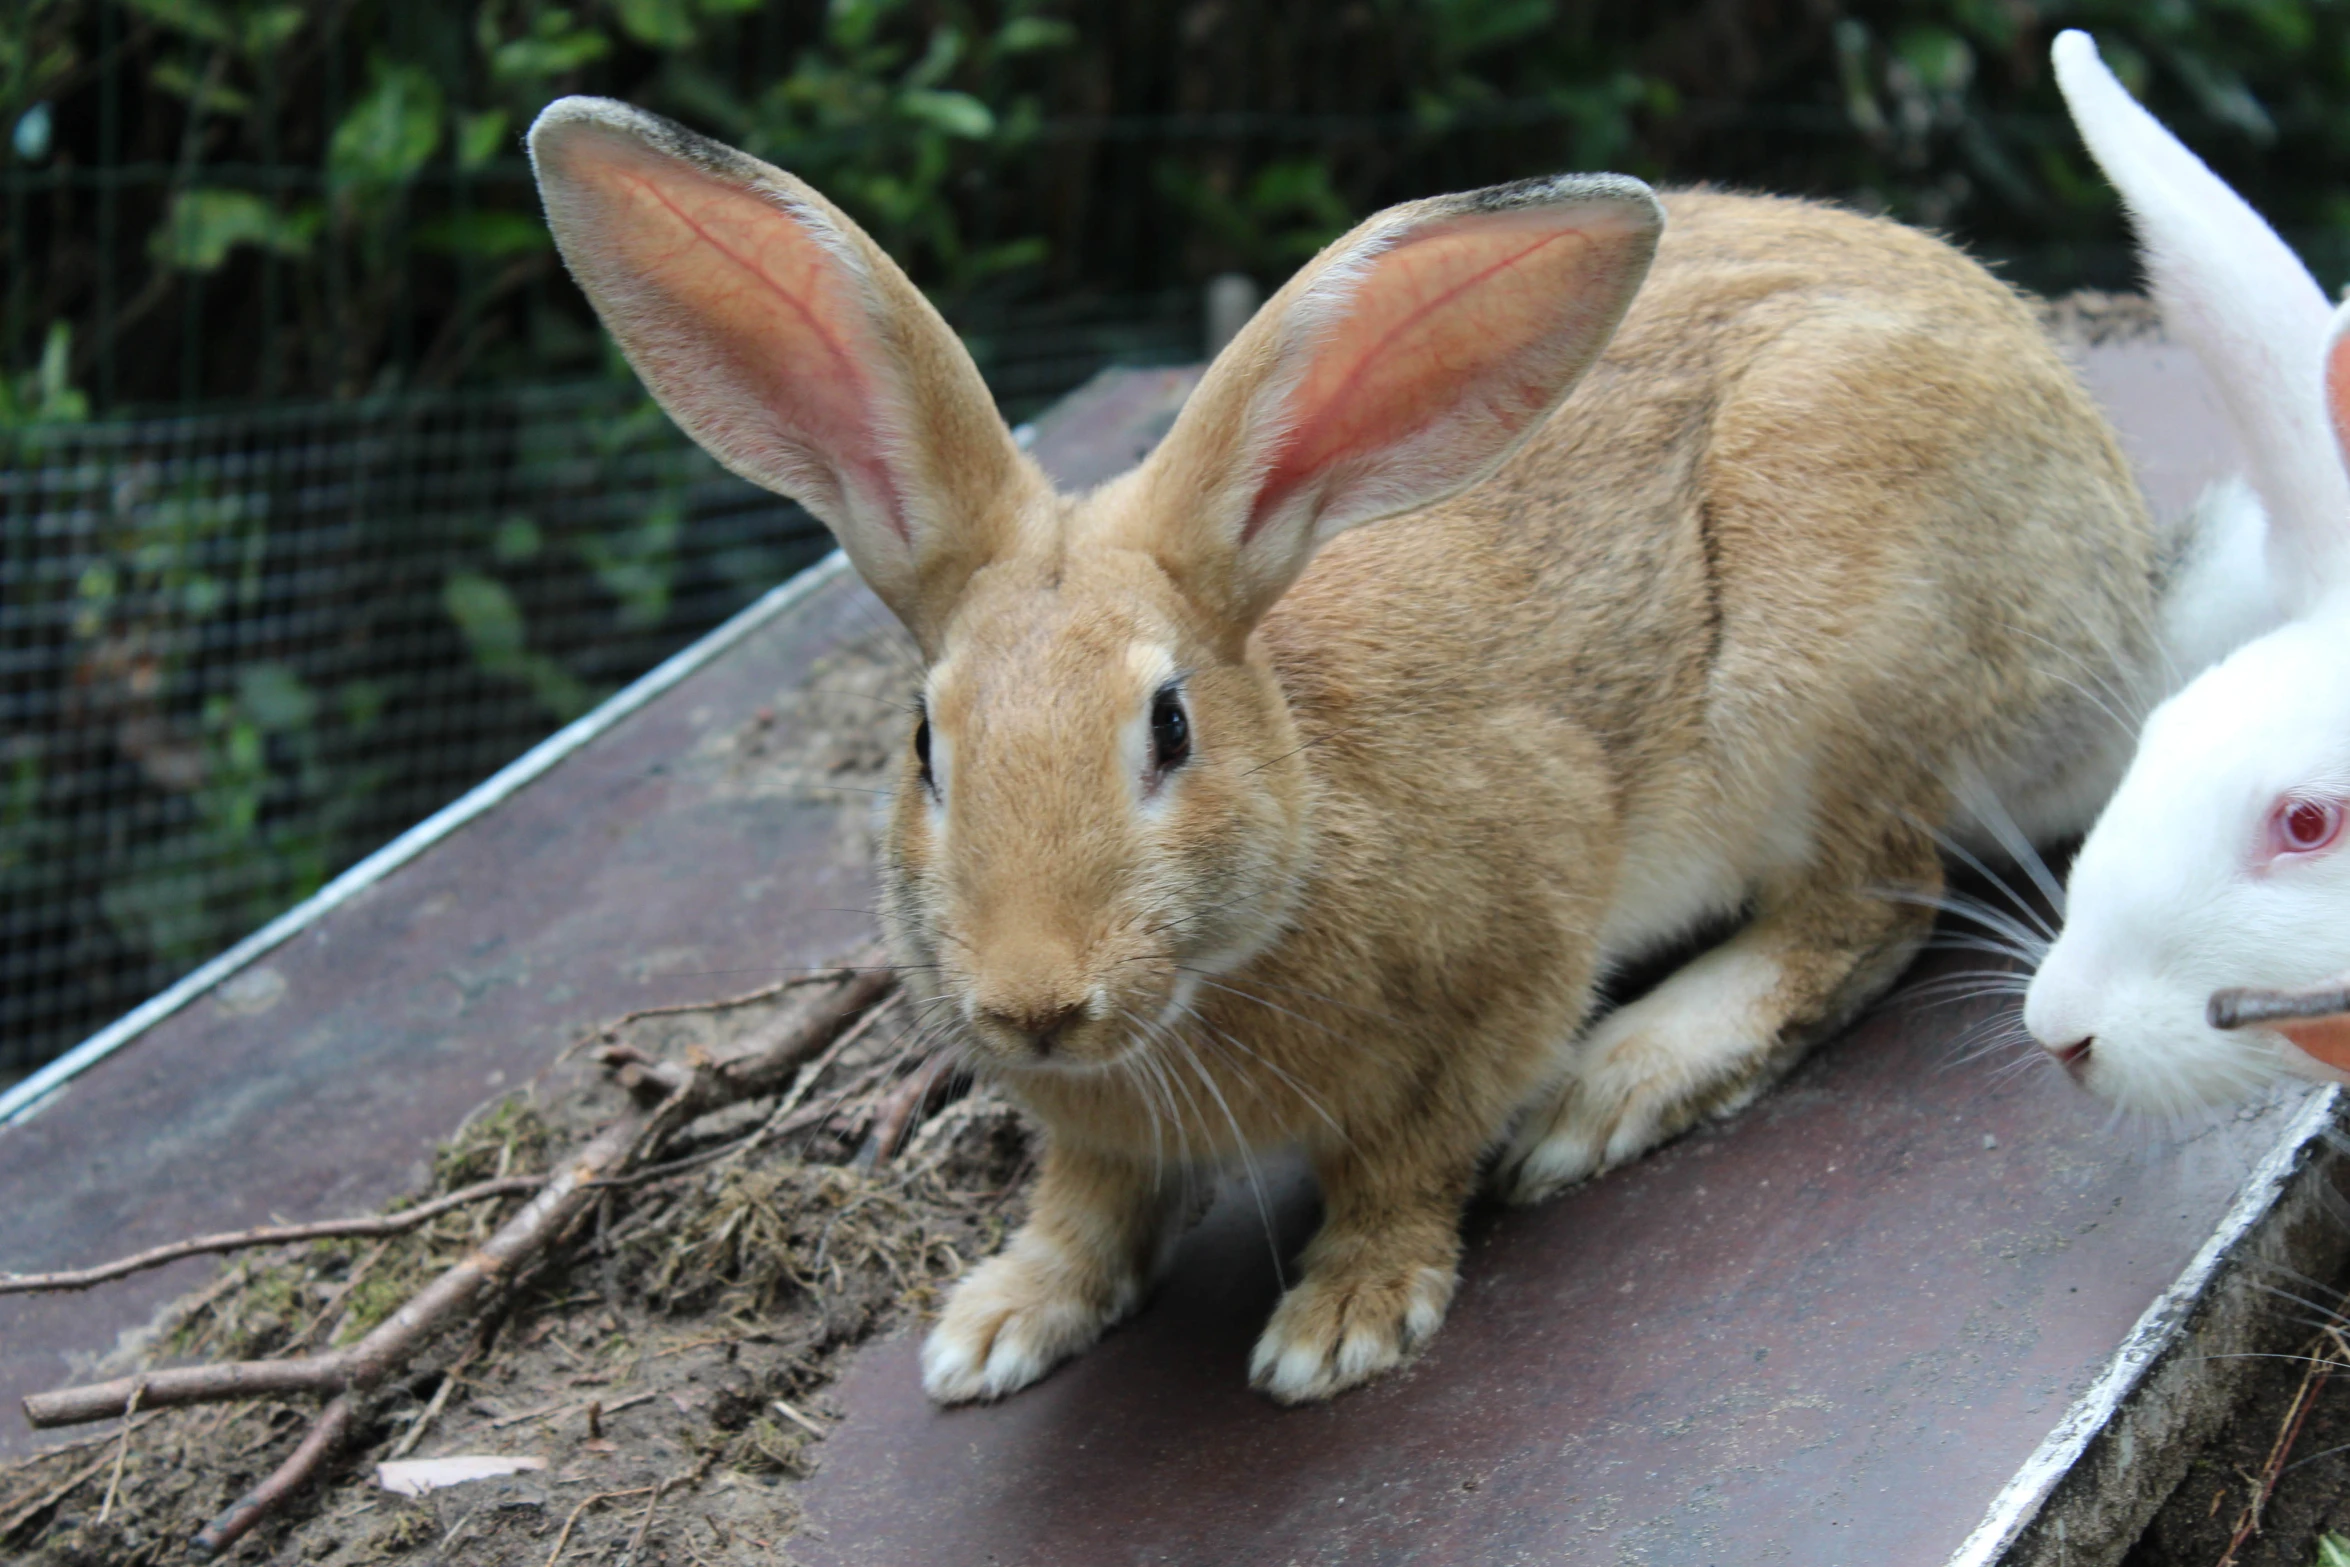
[2269,797,2343,858]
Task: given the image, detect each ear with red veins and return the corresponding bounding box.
[1131,175,1664,629]
[529,97,1035,651]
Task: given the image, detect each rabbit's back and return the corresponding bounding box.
[1263,189,2157,964]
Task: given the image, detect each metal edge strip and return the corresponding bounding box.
[1944,1083,2343,1566]
[0,550,852,1132]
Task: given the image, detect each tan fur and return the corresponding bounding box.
[890,195,2153,1402]
[533,101,2155,1405]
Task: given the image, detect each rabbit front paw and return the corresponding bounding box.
[1246,1262,1454,1403]
[921,1246,1143,1404]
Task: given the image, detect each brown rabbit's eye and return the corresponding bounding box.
[1151,685,1190,773]
[913,710,934,791]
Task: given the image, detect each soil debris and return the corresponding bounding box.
[0,979,1029,1566]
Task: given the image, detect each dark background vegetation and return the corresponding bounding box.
[5,0,2347,1073]
[9,0,2350,410]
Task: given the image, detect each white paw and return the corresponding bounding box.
[920,1248,1135,1404]
[1497,1102,1608,1204]
[1246,1264,1453,1404]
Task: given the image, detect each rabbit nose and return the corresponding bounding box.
[2043,1035,2093,1080]
[982,1000,1088,1057]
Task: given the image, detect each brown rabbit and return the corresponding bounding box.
[531,100,2159,1403]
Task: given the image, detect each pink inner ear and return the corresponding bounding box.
[2277,1013,2350,1073]
[1246,207,1619,540]
[2328,319,2350,467]
[551,128,905,539]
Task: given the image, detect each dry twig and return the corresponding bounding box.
[16,957,896,1556]
[0,1176,543,1296]
[857,1052,955,1167]
[191,1394,356,1555]
[93,1380,143,1525]
[544,1484,658,1567]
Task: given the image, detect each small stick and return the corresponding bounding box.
[0,1443,132,1542]
[858,1053,953,1167]
[556,965,871,1065]
[543,1485,657,1567]
[289,1237,394,1352]
[383,1339,484,1461]
[0,1177,542,1296]
[191,1393,355,1556]
[2211,982,2350,1031]
[94,1380,144,1525]
[770,1398,826,1438]
[2216,1331,2342,1566]
[625,1476,673,1561]
[488,1387,657,1432]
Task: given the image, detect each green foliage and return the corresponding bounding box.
[0,322,90,426]
[329,60,446,190]
[443,569,595,722]
[2319,1534,2350,1567]
[150,189,319,271]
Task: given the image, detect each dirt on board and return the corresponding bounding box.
[0,622,1012,1567]
[0,1000,1032,1567]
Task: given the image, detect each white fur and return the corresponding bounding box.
[920,1229,1146,1403]
[2053,30,2349,612]
[2026,622,2350,1110]
[2024,36,2350,1109]
[1248,1263,1454,1403]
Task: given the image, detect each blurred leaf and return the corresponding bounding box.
[612,0,699,50]
[0,320,89,427]
[242,5,306,56]
[456,108,512,170]
[443,571,592,720]
[443,571,526,665]
[898,88,991,138]
[995,16,1076,54]
[237,664,317,731]
[150,189,319,271]
[2168,49,2278,144]
[1895,28,1973,96]
[902,26,963,89]
[340,679,388,736]
[120,0,236,48]
[329,60,445,187]
[1415,0,1555,64]
[492,9,613,81]
[578,503,682,630]
[150,57,251,115]
[827,0,905,54]
[415,211,551,258]
[492,515,543,562]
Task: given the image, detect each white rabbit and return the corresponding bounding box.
[2023,30,2350,1110]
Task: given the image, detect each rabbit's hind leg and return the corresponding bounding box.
[1497,815,1940,1204]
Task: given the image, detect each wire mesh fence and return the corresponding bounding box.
[0,289,1201,1077]
[15,2,2350,1079]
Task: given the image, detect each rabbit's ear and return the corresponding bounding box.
[2326,301,2350,474]
[529,98,1037,651]
[2276,1013,2350,1073]
[1122,176,1662,629]
[2053,30,2350,614]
